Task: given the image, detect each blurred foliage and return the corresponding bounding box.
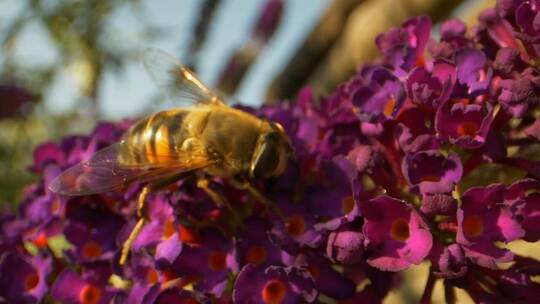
[0,0,168,205]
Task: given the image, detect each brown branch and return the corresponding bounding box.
[265,0,361,103]
[266,0,465,103]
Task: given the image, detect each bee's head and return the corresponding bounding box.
[249,121,294,179]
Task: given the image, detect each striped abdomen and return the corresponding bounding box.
[119,109,190,166]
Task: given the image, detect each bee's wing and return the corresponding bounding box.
[142,48,226,107]
[49,141,213,196]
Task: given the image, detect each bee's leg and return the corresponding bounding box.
[196,178,229,207]
[119,185,152,266]
[119,217,146,265]
[196,177,241,225]
[229,177,271,205]
[229,177,284,218]
[119,172,189,266]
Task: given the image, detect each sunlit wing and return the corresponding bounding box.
[142,48,226,107]
[49,141,213,196]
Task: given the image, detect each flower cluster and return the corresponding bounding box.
[3,0,540,302]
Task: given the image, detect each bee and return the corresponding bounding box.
[49,49,293,265]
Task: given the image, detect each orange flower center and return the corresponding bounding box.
[146,269,159,284]
[341,196,355,214]
[179,225,198,244]
[79,284,101,304]
[261,279,287,304]
[457,122,478,136]
[162,270,177,282]
[33,232,48,248]
[416,55,426,67]
[162,219,176,239]
[82,241,103,259]
[208,251,227,272]
[384,98,396,117]
[390,218,410,242]
[463,215,484,238]
[422,174,441,182]
[246,246,268,265]
[24,271,39,291]
[285,216,305,237]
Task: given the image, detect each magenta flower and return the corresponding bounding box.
[352,67,405,122]
[51,269,116,304]
[457,184,525,269]
[168,228,234,296]
[454,48,493,97]
[505,178,540,242]
[326,229,365,265]
[362,196,432,271]
[293,253,356,300]
[0,253,51,303]
[429,243,467,279]
[435,101,496,149]
[234,216,286,268]
[405,60,457,109]
[128,194,182,264]
[402,150,463,195]
[375,16,432,75]
[233,265,318,304]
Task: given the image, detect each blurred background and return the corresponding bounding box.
[1,0,521,302]
[0,0,494,205]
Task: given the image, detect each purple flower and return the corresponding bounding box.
[405,60,456,109]
[478,8,520,51]
[456,184,525,269]
[235,216,285,268]
[375,16,432,75]
[497,68,540,117]
[169,228,234,296]
[429,243,467,279]
[435,101,496,148]
[307,157,361,225]
[326,229,365,265]
[352,67,405,122]
[122,251,161,286]
[454,48,493,97]
[294,253,356,299]
[362,196,432,271]
[421,193,457,216]
[233,265,317,303]
[51,269,116,304]
[63,203,124,263]
[0,253,51,303]
[429,18,472,59]
[493,47,527,76]
[402,150,463,195]
[515,1,540,58]
[128,194,182,264]
[394,109,439,153]
[141,287,207,304]
[31,142,66,173]
[505,178,540,242]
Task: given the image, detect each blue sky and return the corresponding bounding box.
[0,0,329,119]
